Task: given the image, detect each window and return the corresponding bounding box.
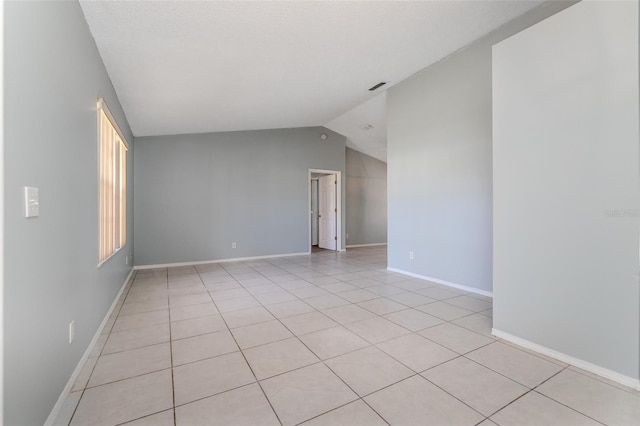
[98,99,128,265]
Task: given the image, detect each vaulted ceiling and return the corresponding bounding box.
[80,1,543,162]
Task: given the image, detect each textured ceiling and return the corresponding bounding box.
[80,1,543,160]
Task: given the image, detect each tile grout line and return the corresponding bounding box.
[196,264,285,426]
[528,367,608,425]
[163,268,179,426]
[66,273,139,426]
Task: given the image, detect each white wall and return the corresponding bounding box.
[386,2,573,293]
[493,0,639,382]
[4,1,135,424]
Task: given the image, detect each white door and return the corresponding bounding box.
[311,180,319,245]
[318,175,337,250]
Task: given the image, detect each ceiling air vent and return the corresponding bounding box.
[368,82,387,91]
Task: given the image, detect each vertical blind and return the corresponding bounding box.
[98,99,128,264]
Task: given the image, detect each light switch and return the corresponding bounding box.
[24,186,39,218]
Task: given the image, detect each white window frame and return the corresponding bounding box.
[97,98,128,266]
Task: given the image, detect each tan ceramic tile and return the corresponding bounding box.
[452,312,494,337]
[170,302,219,322]
[121,410,174,426]
[422,357,528,416]
[261,363,358,426]
[124,288,169,304]
[444,295,492,312]
[170,314,227,340]
[173,352,255,406]
[169,292,213,308]
[172,330,238,366]
[419,323,493,354]
[88,343,171,388]
[300,400,387,426]
[377,333,458,372]
[299,326,370,360]
[222,306,275,328]
[209,287,251,301]
[215,296,262,313]
[304,294,350,310]
[365,375,483,426]
[230,319,293,349]
[415,301,474,320]
[347,278,380,288]
[308,276,341,286]
[168,286,208,298]
[112,310,169,332]
[322,304,376,325]
[205,281,241,292]
[119,299,168,316]
[238,277,273,287]
[325,346,413,396]
[254,290,298,305]
[536,369,640,425]
[246,283,283,295]
[280,311,338,336]
[416,286,465,300]
[345,316,410,344]
[103,324,170,355]
[265,300,315,318]
[335,289,379,303]
[71,370,173,426]
[383,308,443,331]
[356,297,407,315]
[392,280,434,292]
[478,420,499,426]
[176,383,279,426]
[277,279,315,290]
[386,292,436,307]
[320,282,359,293]
[288,286,330,299]
[244,337,319,379]
[466,341,564,388]
[490,391,600,426]
[367,285,406,297]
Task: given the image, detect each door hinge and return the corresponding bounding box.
[334,181,337,184]
[334,208,337,213]
[334,236,337,240]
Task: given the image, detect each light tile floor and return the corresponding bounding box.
[56,247,640,426]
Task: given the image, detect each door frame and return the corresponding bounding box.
[308,169,342,252]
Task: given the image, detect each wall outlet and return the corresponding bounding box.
[231,242,237,249]
[125,255,129,265]
[346,233,349,239]
[409,251,414,260]
[69,321,75,343]
[24,186,40,218]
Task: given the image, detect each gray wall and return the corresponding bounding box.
[386,1,574,293]
[134,128,345,266]
[4,1,135,424]
[346,147,387,246]
[493,1,639,380]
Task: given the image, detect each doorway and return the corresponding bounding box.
[309,169,342,252]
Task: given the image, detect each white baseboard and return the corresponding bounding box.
[134,252,310,270]
[346,243,388,248]
[44,268,135,426]
[387,267,493,298]
[493,328,640,391]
